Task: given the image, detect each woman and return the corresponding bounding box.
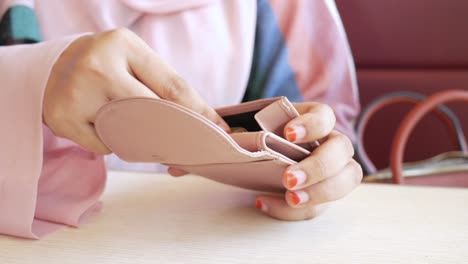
[0,0,362,239]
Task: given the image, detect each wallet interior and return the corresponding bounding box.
[222,110,262,132]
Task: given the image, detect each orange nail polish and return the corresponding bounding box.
[288,190,309,206]
[288,192,301,205]
[286,172,298,189]
[285,127,297,142]
[255,199,263,209]
[256,199,269,212]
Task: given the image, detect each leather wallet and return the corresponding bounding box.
[95,97,314,192]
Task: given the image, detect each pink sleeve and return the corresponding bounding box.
[0,37,106,239]
[269,0,360,141]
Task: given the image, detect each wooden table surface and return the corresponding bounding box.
[1,171,467,263]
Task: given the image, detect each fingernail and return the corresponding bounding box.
[255,199,269,213]
[217,121,231,134]
[287,190,309,206]
[284,170,307,189]
[285,125,306,143]
[220,124,231,134]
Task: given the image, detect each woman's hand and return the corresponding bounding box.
[255,103,363,220]
[43,28,229,154]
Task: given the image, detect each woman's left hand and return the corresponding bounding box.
[169,102,363,220]
[255,102,363,220]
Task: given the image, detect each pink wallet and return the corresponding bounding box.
[95,97,314,192]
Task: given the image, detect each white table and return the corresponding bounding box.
[1,171,468,263]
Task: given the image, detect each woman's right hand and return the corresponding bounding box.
[43,28,229,154]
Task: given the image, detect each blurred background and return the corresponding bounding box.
[336,0,468,170]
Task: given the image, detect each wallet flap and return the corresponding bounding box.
[215,97,280,117]
[263,133,310,162]
[254,97,319,151]
[254,97,300,136]
[95,97,271,165]
[230,132,309,163]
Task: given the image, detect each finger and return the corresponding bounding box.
[67,122,112,155]
[285,159,363,208]
[284,103,336,143]
[167,167,189,177]
[107,73,159,100]
[126,42,230,132]
[255,195,329,221]
[282,131,354,190]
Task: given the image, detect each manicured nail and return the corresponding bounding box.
[284,170,307,189]
[217,122,231,134]
[285,125,306,143]
[287,190,309,206]
[255,199,269,213]
[221,125,231,134]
